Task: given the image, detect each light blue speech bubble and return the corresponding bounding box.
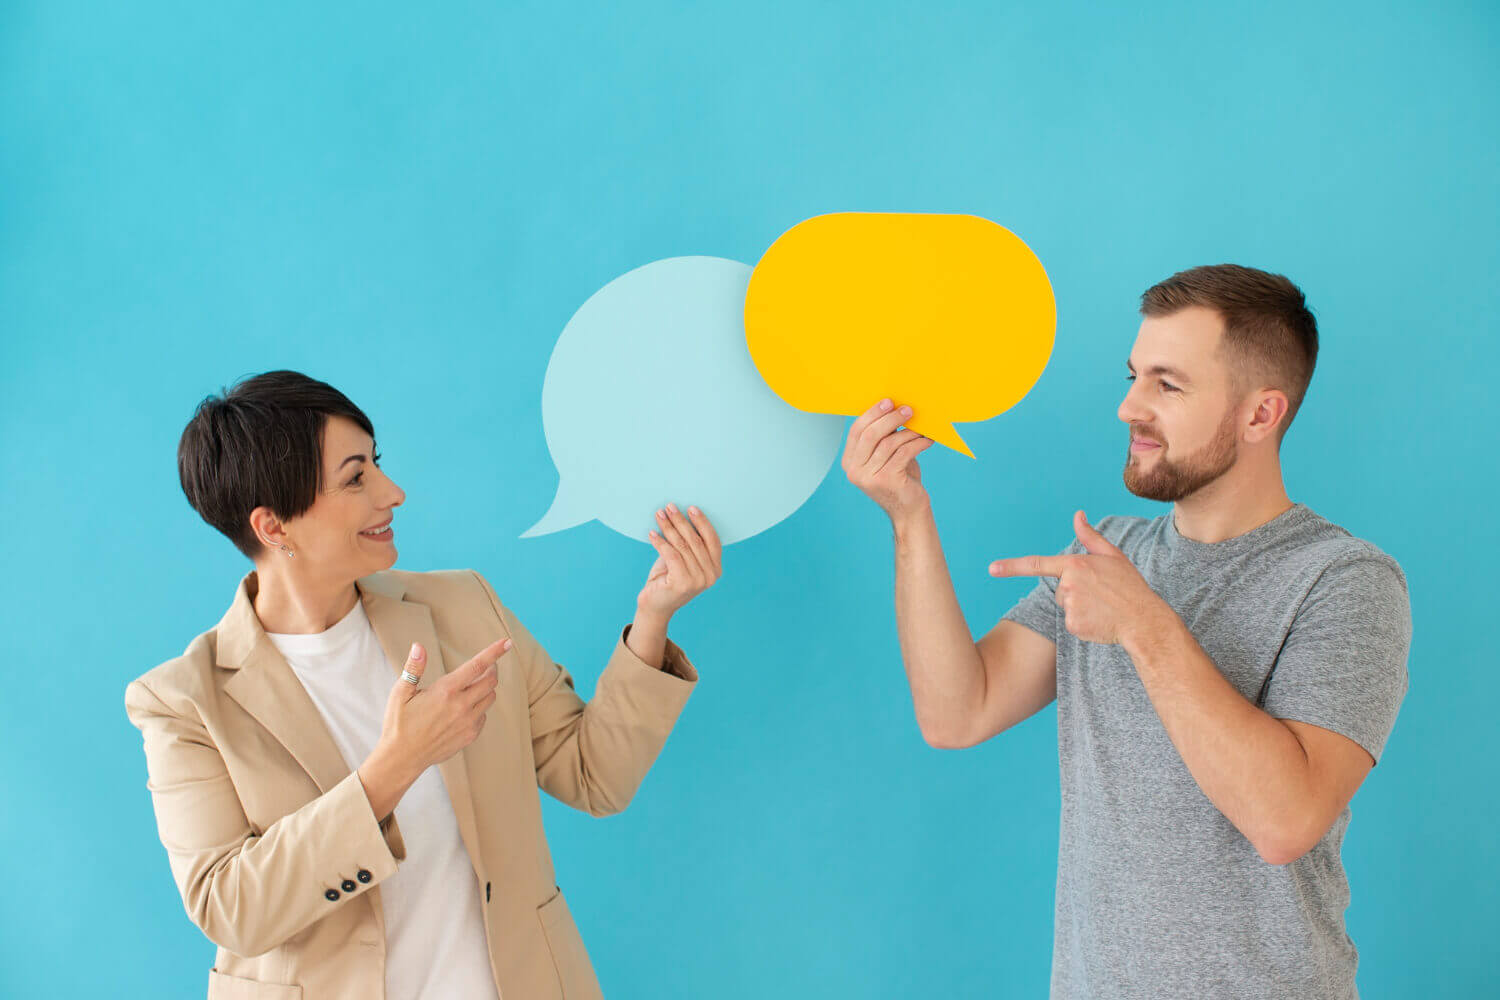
[522,256,846,545]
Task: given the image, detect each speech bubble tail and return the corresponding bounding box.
[911,419,975,459]
[520,483,594,538]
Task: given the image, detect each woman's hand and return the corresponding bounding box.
[358,637,509,820]
[638,503,723,621]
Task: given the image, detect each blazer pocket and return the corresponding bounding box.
[536,888,603,1000]
[207,969,303,1000]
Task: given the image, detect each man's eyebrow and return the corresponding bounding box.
[1126,359,1193,384]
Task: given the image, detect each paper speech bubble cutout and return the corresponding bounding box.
[522,256,846,545]
[743,212,1055,458]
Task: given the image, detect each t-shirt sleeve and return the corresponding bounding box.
[1260,553,1412,765]
[1000,536,1086,640]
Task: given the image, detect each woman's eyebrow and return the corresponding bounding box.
[336,453,368,470]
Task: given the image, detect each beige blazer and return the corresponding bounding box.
[124,567,697,1000]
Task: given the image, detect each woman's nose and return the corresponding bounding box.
[379,469,405,508]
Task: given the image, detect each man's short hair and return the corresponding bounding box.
[1140,264,1318,443]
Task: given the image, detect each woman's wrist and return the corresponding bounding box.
[358,744,415,822]
[627,605,671,670]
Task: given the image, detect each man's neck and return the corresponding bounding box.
[1171,459,1293,544]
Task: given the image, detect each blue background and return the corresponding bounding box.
[2,1,1495,997]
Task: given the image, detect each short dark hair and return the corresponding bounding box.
[177,370,375,560]
[1140,264,1319,444]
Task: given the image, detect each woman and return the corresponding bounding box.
[124,370,721,1000]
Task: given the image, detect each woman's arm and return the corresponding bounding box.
[124,679,406,957]
[470,571,697,816]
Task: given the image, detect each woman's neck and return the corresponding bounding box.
[251,562,361,635]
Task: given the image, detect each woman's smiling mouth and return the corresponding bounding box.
[359,519,394,541]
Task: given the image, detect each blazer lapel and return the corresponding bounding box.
[220,573,351,795]
[216,570,487,882]
[357,573,488,882]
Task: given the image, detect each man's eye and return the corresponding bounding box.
[1126,373,1177,392]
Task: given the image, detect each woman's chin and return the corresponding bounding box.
[353,547,399,577]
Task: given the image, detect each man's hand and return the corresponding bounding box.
[842,398,935,521]
[990,509,1173,645]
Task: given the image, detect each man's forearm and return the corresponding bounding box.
[892,504,986,745]
[1123,610,1318,861]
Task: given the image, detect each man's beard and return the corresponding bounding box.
[1122,407,1238,503]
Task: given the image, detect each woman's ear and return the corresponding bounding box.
[248,506,289,552]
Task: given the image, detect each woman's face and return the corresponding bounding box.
[263,415,406,580]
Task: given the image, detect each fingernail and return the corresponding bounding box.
[879,399,892,411]
[688,506,698,515]
[667,503,678,514]
[408,642,423,660]
[656,509,665,519]
[901,405,913,417]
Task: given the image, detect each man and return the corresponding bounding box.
[844,264,1411,999]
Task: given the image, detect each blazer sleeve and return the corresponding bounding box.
[124,677,407,958]
[469,570,697,817]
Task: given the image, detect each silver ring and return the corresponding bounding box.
[400,669,420,686]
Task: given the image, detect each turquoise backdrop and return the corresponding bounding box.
[2,1,1495,997]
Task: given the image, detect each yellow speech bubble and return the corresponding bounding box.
[743,212,1055,458]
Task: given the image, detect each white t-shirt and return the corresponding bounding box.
[266,598,500,1000]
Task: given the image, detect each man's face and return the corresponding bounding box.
[1118,306,1242,503]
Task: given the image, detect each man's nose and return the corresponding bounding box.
[1117,389,1146,425]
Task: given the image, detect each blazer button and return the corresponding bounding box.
[357,869,372,883]
[325,888,341,902]
[341,879,357,893]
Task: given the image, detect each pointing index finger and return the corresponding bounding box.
[460,636,512,684]
[990,554,1071,578]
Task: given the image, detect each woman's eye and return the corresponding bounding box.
[348,451,382,486]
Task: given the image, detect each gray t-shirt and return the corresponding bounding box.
[1001,501,1411,1000]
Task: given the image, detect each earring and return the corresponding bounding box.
[279,544,294,559]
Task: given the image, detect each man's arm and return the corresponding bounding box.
[1124,614,1375,865]
[894,505,1060,748]
[994,515,1410,866]
[841,398,1058,748]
